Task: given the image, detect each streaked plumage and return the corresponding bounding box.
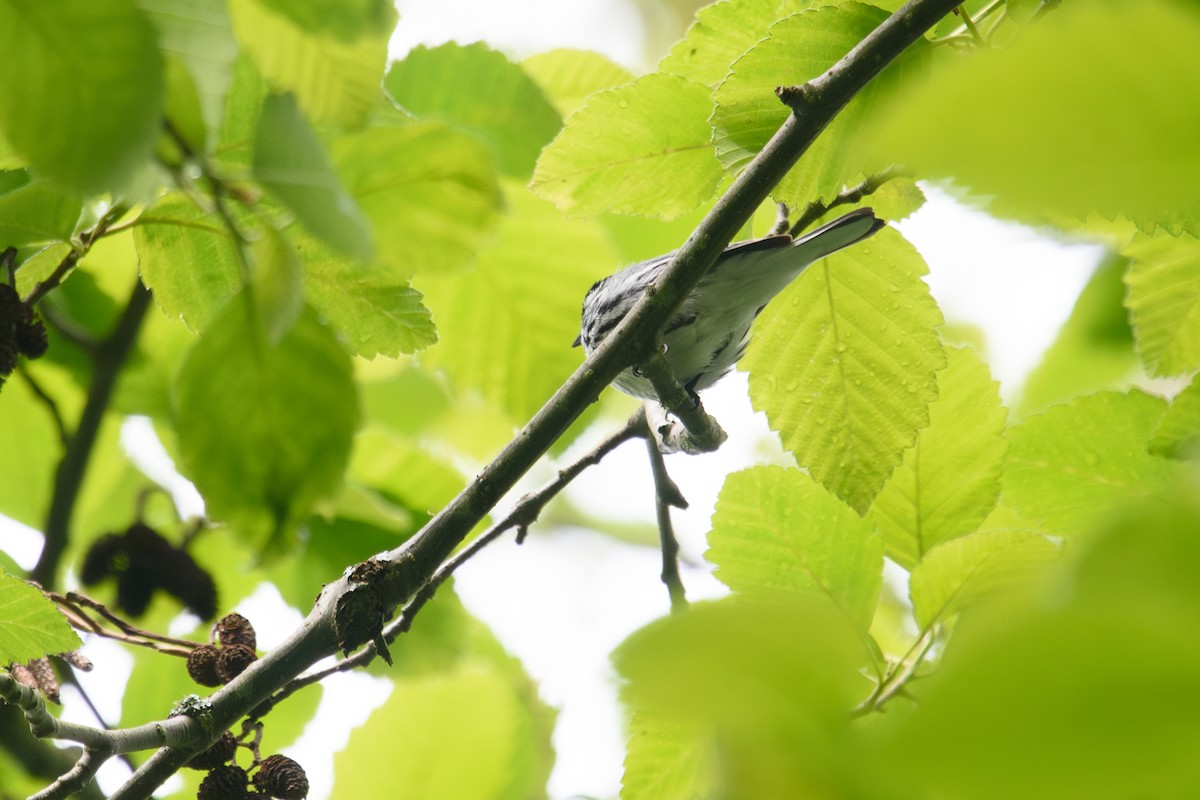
[574,208,884,400]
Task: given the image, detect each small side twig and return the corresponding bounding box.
[253,410,650,712]
[47,591,199,657]
[789,167,906,235]
[16,366,70,447]
[638,352,727,454]
[640,419,689,612]
[28,748,105,800]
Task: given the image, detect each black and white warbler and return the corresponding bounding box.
[574,207,885,400]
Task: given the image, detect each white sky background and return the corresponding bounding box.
[0,2,1106,798]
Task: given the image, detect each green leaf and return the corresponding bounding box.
[0,572,81,663]
[215,54,269,169]
[530,72,723,219]
[0,172,81,246]
[1019,253,1137,414]
[744,226,946,513]
[142,0,240,146]
[1123,229,1200,377]
[349,430,464,517]
[249,225,304,344]
[874,497,1200,800]
[622,712,717,800]
[417,186,618,422]
[1151,374,1200,459]
[869,346,1007,569]
[708,465,883,631]
[173,294,359,556]
[711,3,928,209]
[300,241,436,358]
[1003,391,1186,538]
[908,530,1059,630]
[0,376,64,528]
[658,0,810,88]
[0,0,163,195]
[522,48,634,117]
[253,92,373,260]
[384,42,562,179]
[330,669,542,800]
[868,1,1200,233]
[228,0,388,127]
[133,195,242,330]
[331,123,502,275]
[256,0,395,41]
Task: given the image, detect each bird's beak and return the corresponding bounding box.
[571,335,582,348]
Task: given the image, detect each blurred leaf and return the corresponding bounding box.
[256,0,395,41]
[331,668,546,800]
[908,530,1058,630]
[331,123,502,275]
[173,294,359,557]
[1003,390,1186,537]
[522,48,634,117]
[215,54,268,168]
[253,93,374,261]
[360,368,450,436]
[142,0,240,146]
[711,3,929,209]
[1151,374,1200,460]
[530,73,723,219]
[249,225,304,344]
[228,0,388,127]
[1019,252,1137,414]
[134,195,242,330]
[384,42,562,179]
[417,186,618,423]
[708,465,883,631]
[622,711,717,800]
[744,226,946,513]
[0,0,163,195]
[0,376,64,528]
[1123,229,1200,377]
[869,1,1200,234]
[873,496,1200,800]
[869,347,1007,568]
[0,572,80,663]
[0,172,80,247]
[349,430,464,518]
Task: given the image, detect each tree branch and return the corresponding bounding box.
[641,425,689,612]
[107,2,961,795]
[789,167,907,235]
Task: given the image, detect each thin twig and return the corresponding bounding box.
[789,167,906,236]
[641,421,689,612]
[47,591,198,656]
[24,205,127,308]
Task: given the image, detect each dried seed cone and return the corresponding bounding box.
[254,755,309,799]
[197,764,248,800]
[0,337,18,376]
[186,731,238,771]
[215,613,257,651]
[187,645,223,688]
[216,643,257,683]
[16,315,47,358]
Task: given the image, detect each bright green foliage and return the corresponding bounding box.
[1020,253,1138,414]
[711,3,929,208]
[708,465,883,631]
[0,0,163,195]
[621,712,716,800]
[173,294,359,556]
[0,572,80,663]
[873,501,1200,800]
[134,195,244,330]
[253,93,374,261]
[257,0,395,42]
[384,43,563,179]
[744,226,946,513]
[332,124,503,275]
[228,0,389,127]
[522,49,635,117]
[1123,229,1200,377]
[331,667,553,800]
[1152,374,1200,459]
[1004,391,1186,538]
[417,187,618,423]
[531,73,724,219]
[869,346,1008,569]
[0,173,82,247]
[908,530,1058,630]
[0,378,64,529]
[870,1,1200,234]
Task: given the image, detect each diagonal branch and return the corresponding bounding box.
[109,2,961,796]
